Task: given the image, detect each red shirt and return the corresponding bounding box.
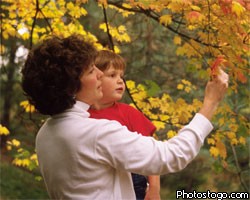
[89,102,156,136]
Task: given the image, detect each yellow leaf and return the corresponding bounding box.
[181,79,191,85]
[232,1,245,17]
[184,86,191,93]
[191,5,201,11]
[160,103,171,114]
[159,114,170,121]
[0,124,10,135]
[21,32,30,40]
[0,45,5,54]
[122,3,132,9]
[207,138,215,145]
[227,131,236,139]
[216,141,227,159]
[176,46,186,56]
[118,25,126,33]
[239,136,246,145]
[80,7,88,16]
[7,145,12,151]
[13,158,22,166]
[30,154,37,160]
[192,99,202,109]
[177,84,184,90]
[148,113,158,120]
[147,99,157,109]
[187,25,197,30]
[20,100,35,113]
[22,159,31,167]
[210,146,219,158]
[13,158,30,167]
[230,138,238,145]
[137,84,146,91]
[12,139,21,147]
[171,117,179,125]
[152,121,166,130]
[167,130,177,139]
[133,91,147,101]
[66,2,87,18]
[167,2,184,12]
[99,23,107,32]
[126,80,136,90]
[218,118,225,126]
[99,23,130,43]
[114,46,121,54]
[229,124,238,132]
[17,148,24,153]
[173,36,182,45]
[159,14,172,26]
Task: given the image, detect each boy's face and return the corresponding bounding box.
[99,65,125,105]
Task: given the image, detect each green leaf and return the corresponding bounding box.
[143,80,161,97]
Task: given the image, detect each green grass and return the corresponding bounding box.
[0,161,49,200]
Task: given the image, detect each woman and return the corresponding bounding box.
[22,34,228,200]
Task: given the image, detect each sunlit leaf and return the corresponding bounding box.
[232,1,245,17]
[0,124,10,135]
[159,14,172,26]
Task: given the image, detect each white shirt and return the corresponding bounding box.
[36,101,213,200]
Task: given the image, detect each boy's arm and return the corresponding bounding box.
[145,175,161,200]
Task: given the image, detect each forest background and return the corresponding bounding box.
[0,0,249,199]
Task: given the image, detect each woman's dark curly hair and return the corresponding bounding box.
[22,34,97,115]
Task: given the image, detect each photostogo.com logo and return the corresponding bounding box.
[176,190,249,200]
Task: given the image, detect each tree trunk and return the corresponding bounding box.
[1,39,17,150]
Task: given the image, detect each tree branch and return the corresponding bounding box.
[107,1,221,49]
[29,0,53,49]
[102,4,114,51]
[29,0,40,49]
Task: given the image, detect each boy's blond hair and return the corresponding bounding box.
[95,50,126,72]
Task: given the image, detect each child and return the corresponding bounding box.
[88,50,161,200]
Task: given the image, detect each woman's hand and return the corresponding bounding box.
[199,68,229,120]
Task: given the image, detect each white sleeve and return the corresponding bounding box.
[95,113,213,175]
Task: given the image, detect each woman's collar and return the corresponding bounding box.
[75,100,90,111]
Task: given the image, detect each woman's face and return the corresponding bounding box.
[76,64,103,105]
